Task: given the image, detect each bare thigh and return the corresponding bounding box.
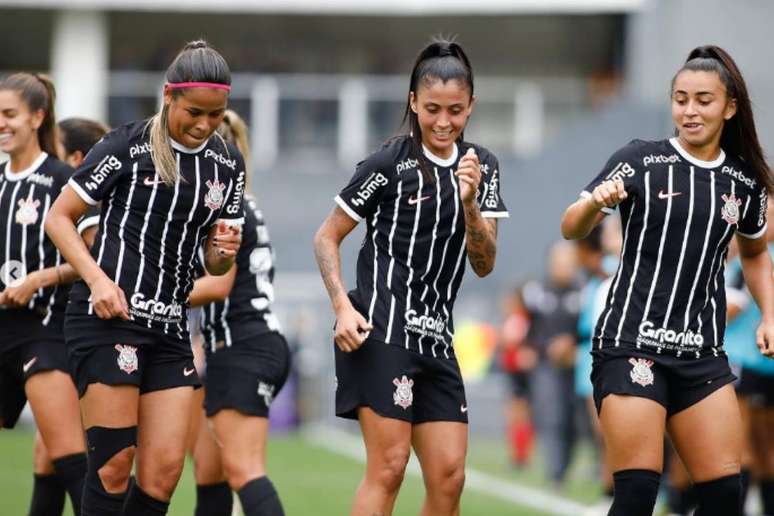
[599,394,667,473]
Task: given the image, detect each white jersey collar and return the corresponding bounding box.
[422,143,458,168]
[669,137,726,169]
[4,152,48,182]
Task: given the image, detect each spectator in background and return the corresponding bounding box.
[498,284,535,468]
[522,240,581,486]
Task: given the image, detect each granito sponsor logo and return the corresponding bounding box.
[605,162,636,182]
[722,165,756,189]
[129,142,152,159]
[636,320,704,349]
[205,149,237,171]
[351,172,388,207]
[27,172,53,188]
[404,309,447,339]
[85,154,122,191]
[643,154,680,167]
[396,158,418,174]
[224,171,246,215]
[129,292,183,322]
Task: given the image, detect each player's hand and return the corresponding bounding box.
[590,178,628,211]
[211,222,242,259]
[334,305,373,353]
[89,275,130,320]
[2,271,43,307]
[456,148,481,205]
[756,319,774,358]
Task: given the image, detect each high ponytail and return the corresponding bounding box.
[0,72,58,157]
[673,45,772,192]
[148,39,232,186]
[399,36,475,182]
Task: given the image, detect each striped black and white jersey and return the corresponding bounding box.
[196,193,281,352]
[335,135,509,359]
[66,120,246,338]
[0,153,71,325]
[585,138,767,358]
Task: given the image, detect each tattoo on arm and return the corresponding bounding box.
[464,203,497,276]
[314,231,348,307]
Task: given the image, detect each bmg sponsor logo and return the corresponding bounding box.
[643,154,680,167]
[85,155,122,191]
[605,162,636,182]
[484,172,499,209]
[351,172,388,207]
[225,171,246,215]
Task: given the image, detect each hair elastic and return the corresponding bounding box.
[166,82,231,91]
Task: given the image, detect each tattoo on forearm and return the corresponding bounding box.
[315,239,346,302]
[464,203,497,275]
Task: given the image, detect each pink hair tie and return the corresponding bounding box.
[166,82,231,91]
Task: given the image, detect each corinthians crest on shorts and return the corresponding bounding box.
[392,375,414,409]
[16,196,41,226]
[721,193,742,225]
[204,179,226,210]
[629,358,655,387]
[115,344,139,374]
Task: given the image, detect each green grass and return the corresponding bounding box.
[0,425,594,515]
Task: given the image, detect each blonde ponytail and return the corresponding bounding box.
[148,105,179,186]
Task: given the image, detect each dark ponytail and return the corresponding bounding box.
[0,72,57,157]
[58,117,109,157]
[400,37,474,182]
[673,45,772,192]
[148,39,232,186]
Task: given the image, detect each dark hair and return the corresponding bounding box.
[400,37,474,181]
[149,40,232,185]
[672,45,772,192]
[58,117,108,157]
[0,72,57,156]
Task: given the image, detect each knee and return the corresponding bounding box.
[370,445,410,493]
[427,459,466,499]
[141,451,186,499]
[220,450,264,491]
[33,434,55,475]
[97,447,136,493]
[608,469,661,516]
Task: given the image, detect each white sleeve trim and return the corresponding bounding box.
[334,195,363,222]
[737,223,767,240]
[76,216,100,235]
[215,218,245,227]
[580,191,613,215]
[67,179,98,206]
[481,211,510,219]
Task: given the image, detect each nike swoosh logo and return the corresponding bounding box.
[460,405,468,413]
[183,367,196,377]
[23,357,38,373]
[144,176,161,187]
[408,195,431,205]
[658,190,682,199]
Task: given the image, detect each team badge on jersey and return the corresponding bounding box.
[115,344,139,374]
[204,179,226,210]
[392,375,414,409]
[15,197,41,226]
[628,358,655,387]
[720,193,742,225]
[257,381,276,407]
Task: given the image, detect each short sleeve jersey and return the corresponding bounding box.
[586,138,767,358]
[334,136,508,359]
[0,153,71,323]
[66,120,246,338]
[196,193,281,352]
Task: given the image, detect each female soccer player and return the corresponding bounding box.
[45,40,246,516]
[314,38,508,516]
[0,73,89,516]
[189,110,289,516]
[561,45,774,516]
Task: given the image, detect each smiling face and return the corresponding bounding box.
[410,78,474,159]
[164,86,228,148]
[671,69,737,154]
[0,90,43,157]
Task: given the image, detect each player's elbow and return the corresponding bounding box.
[560,208,585,240]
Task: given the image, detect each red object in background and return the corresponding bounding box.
[499,310,530,372]
[510,422,534,466]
